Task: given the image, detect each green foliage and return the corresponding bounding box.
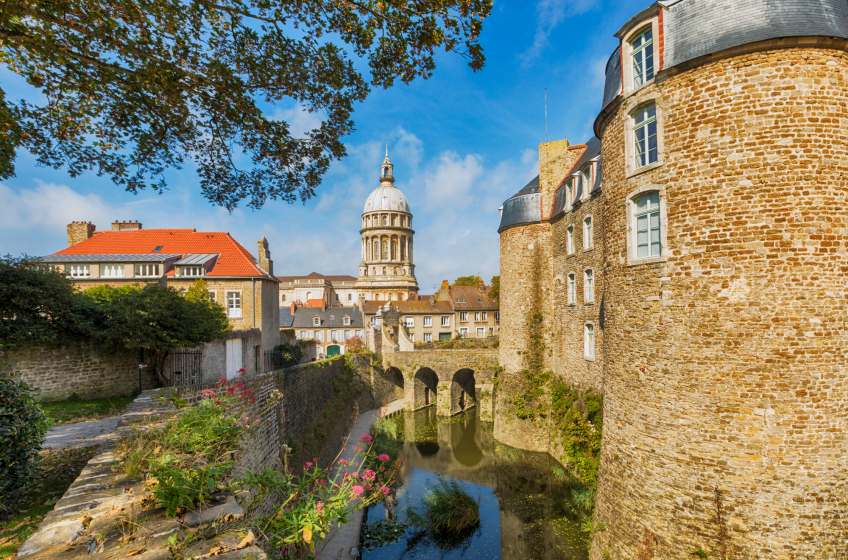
[550,383,603,487]
[488,275,499,299]
[0,364,48,518]
[39,395,136,426]
[149,456,233,516]
[453,275,483,286]
[272,343,304,367]
[692,548,709,558]
[183,278,216,304]
[0,0,491,210]
[362,520,408,551]
[82,284,231,384]
[406,477,480,536]
[0,255,98,348]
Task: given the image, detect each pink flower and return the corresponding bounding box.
[316,502,325,514]
[214,400,222,405]
[380,487,390,496]
[237,368,246,375]
[338,459,348,466]
[359,434,373,442]
[244,389,253,395]
[235,382,245,389]
[218,377,227,383]
[351,485,364,497]
[377,454,391,462]
[201,389,217,397]
[320,479,327,485]
[306,462,313,468]
[365,483,372,490]
[254,419,261,424]
[380,466,385,472]
[363,469,376,482]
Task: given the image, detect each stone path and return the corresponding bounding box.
[43,416,122,450]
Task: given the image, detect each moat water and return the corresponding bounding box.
[361,407,590,559]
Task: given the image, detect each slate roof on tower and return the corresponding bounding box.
[48,229,273,278]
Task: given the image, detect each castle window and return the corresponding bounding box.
[567,273,576,305]
[631,27,654,88]
[581,165,592,198]
[635,192,661,258]
[567,226,575,255]
[584,216,593,250]
[102,263,125,278]
[584,323,595,360]
[633,103,658,169]
[584,269,594,303]
[566,179,574,207]
[68,263,90,278]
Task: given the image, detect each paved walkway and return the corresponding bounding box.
[317,400,405,560]
[43,416,122,450]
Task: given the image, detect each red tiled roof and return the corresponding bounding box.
[52,229,269,278]
[362,300,452,314]
[447,286,498,309]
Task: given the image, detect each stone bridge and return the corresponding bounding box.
[379,348,498,419]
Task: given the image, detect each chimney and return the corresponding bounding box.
[290,302,296,315]
[539,139,582,212]
[478,279,486,293]
[67,221,96,247]
[112,220,142,231]
[257,237,273,276]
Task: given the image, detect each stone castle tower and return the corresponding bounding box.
[496,0,848,557]
[355,148,419,301]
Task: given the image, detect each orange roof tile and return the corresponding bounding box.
[52,229,270,278]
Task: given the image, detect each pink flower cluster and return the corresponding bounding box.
[377,454,391,462]
[362,469,376,482]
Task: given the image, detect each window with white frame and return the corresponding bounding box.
[584,323,595,360]
[308,330,315,339]
[135,263,159,277]
[568,273,576,305]
[631,27,654,88]
[343,316,351,325]
[441,316,450,327]
[409,333,415,342]
[315,331,324,343]
[355,330,362,337]
[475,312,481,322]
[68,263,90,278]
[424,333,432,343]
[481,312,487,321]
[299,330,307,339]
[584,216,593,250]
[584,269,594,303]
[329,330,337,341]
[226,292,242,318]
[581,165,592,198]
[476,327,485,338]
[313,316,321,327]
[424,316,432,327]
[567,226,575,255]
[102,263,124,278]
[633,103,658,169]
[180,265,204,277]
[405,317,414,328]
[460,312,468,322]
[344,330,352,339]
[459,327,469,338]
[567,178,574,207]
[635,192,661,258]
[207,291,216,302]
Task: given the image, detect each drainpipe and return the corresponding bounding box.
[252,278,256,328]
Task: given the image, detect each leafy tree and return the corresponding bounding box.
[453,275,482,286]
[344,336,365,353]
[0,350,48,519]
[184,278,216,304]
[488,275,499,299]
[82,284,231,385]
[0,0,491,210]
[0,255,97,348]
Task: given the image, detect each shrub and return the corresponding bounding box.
[0,365,48,518]
[406,477,480,536]
[273,343,304,367]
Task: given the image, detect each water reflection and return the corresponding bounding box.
[362,408,589,560]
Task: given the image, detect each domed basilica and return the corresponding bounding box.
[354,148,419,301]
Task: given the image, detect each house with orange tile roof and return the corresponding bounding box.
[41,220,280,381]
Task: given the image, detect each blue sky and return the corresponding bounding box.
[0,0,648,295]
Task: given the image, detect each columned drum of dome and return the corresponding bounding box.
[355,148,419,301]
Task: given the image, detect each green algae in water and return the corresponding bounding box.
[362,408,589,560]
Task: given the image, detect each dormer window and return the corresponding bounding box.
[313,316,320,326]
[102,263,125,278]
[567,179,574,207]
[135,264,160,277]
[581,165,592,196]
[344,316,351,326]
[631,28,654,88]
[180,265,204,277]
[68,263,90,278]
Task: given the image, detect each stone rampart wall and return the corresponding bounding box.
[2,345,158,401]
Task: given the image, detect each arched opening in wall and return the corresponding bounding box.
[451,368,476,415]
[413,367,439,410]
[381,366,404,391]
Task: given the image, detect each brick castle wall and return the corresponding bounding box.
[593,47,848,558]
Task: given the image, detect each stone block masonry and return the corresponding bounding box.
[3,345,157,401]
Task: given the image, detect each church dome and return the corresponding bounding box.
[364,184,410,213]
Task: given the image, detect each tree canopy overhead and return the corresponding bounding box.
[0,0,491,210]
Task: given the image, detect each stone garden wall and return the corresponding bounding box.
[2,345,158,401]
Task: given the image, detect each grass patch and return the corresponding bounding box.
[0,446,98,559]
[406,477,480,536]
[40,395,136,426]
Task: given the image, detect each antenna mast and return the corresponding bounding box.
[545,88,548,143]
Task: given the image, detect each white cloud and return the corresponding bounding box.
[521,0,600,67]
[420,152,486,211]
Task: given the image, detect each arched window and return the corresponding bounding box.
[584,216,593,250]
[566,179,574,207]
[584,269,594,303]
[382,267,387,275]
[567,226,575,255]
[581,165,592,198]
[567,273,576,305]
[383,216,388,226]
[584,323,595,360]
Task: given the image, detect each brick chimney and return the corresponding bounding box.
[290,302,297,315]
[539,139,583,212]
[257,237,273,276]
[67,221,96,247]
[477,279,486,293]
[111,220,142,231]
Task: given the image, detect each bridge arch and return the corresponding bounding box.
[381,366,404,390]
[451,368,477,415]
[412,367,439,410]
